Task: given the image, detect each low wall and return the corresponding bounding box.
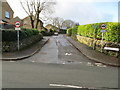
[76,35,120,57]
[2,35,43,52]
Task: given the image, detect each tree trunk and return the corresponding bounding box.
[30,16,34,28]
[35,20,39,29]
[35,12,40,29]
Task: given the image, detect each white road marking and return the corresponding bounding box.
[65,53,72,56]
[31,61,35,63]
[94,63,106,67]
[49,84,85,88]
[57,50,58,53]
[86,62,94,66]
[10,61,15,62]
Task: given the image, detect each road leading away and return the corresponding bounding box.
[2,35,118,89]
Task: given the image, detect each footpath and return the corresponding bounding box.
[65,36,120,67]
[1,37,50,61]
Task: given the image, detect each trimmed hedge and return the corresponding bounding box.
[2,28,40,42]
[67,22,120,43]
[66,28,72,36]
[40,29,54,36]
[59,29,67,34]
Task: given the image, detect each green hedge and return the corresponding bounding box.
[66,26,78,36]
[66,28,72,36]
[67,22,120,43]
[2,28,40,42]
[59,29,67,34]
[40,29,54,36]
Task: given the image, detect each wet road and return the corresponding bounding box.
[2,35,118,89]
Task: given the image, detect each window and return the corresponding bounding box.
[5,11,10,18]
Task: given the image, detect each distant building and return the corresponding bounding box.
[10,16,23,26]
[22,16,44,31]
[45,24,59,32]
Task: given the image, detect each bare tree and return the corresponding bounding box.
[20,0,56,29]
[51,17,64,29]
[62,20,75,29]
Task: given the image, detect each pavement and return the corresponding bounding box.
[65,36,120,67]
[1,37,50,61]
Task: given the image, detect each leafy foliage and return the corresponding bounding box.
[67,22,120,43]
[40,29,54,36]
[2,28,41,42]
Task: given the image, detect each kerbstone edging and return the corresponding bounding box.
[65,36,120,67]
[1,38,50,61]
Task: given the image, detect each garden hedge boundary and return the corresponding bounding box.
[67,22,120,43]
[2,28,41,42]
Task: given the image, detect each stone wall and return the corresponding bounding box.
[2,35,43,52]
[76,35,120,57]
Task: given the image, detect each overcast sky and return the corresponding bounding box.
[6,0,119,25]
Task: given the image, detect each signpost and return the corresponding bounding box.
[92,24,96,50]
[100,24,106,52]
[15,21,21,51]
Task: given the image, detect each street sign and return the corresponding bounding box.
[15,27,21,30]
[104,47,119,51]
[100,24,106,29]
[92,24,96,29]
[15,21,21,51]
[100,29,106,32]
[15,21,20,28]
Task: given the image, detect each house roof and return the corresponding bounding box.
[45,24,58,30]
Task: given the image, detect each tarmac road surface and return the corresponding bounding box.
[2,35,119,89]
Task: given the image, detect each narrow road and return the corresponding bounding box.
[2,35,118,89]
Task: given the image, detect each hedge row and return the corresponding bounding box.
[67,22,120,43]
[59,29,67,34]
[40,29,55,36]
[2,28,41,42]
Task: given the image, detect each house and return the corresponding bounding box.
[0,0,14,29]
[45,24,59,32]
[10,16,23,26]
[1,0,14,23]
[22,16,44,31]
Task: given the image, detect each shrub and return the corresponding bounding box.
[59,29,67,34]
[71,22,120,43]
[2,29,17,41]
[66,28,72,36]
[2,28,40,42]
[21,28,39,36]
[40,30,54,36]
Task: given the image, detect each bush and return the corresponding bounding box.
[2,28,40,42]
[66,28,72,36]
[70,22,120,43]
[2,29,17,41]
[40,30,54,36]
[59,29,67,34]
[21,28,39,37]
